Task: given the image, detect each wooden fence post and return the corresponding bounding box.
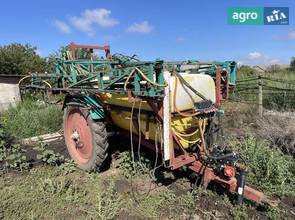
[258,76,263,116]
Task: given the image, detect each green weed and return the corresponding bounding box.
[0,166,88,219]
[0,98,63,138]
[38,177,83,203]
[136,189,176,219]
[4,144,28,170]
[0,127,28,171]
[33,141,64,166]
[232,135,295,197]
[229,204,248,220]
[266,206,281,220]
[34,141,76,174]
[86,181,124,220]
[117,151,151,178]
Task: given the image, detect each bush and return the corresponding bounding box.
[0,98,63,138]
[0,126,29,171]
[232,135,295,197]
[86,181,124,220]
[117,151,151,179]
[33,141,76,174]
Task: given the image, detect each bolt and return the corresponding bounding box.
[71,130,80,142]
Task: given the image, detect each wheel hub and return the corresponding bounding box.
[65,109,93,165]
[71,130,80,141]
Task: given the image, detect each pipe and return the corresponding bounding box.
[237,170,246,205]
[198,120,235,160]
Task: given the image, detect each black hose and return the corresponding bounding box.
[173,71,209,101]
[206,152,236,160]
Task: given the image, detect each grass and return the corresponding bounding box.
[0,88,294,219]
[85,181,124,220]
[116,151,152,178]
[230,135,295,197]
[0,143,294,219]
[0,164,208,220]
[0,98,63,138]
[0,166,100,219]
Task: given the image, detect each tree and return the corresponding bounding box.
[290,57,295,71]
[0,43,46,75]
[237,65,256,77]
[45,52,59,73]
[44,45,99,73]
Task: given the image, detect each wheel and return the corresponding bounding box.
[63,104,109,171]
[18,76,52,101]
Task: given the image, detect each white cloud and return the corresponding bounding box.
[176,37,185,42]
[287,31,295,39]
[248,52,263,60]
[69,8,119,35]
[269,58,280,64]
[54,20,71,34]
[127,21,154,33]
[242,52,281,65]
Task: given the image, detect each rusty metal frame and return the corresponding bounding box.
[225,70,230,99]
[69,42,111,61]
[188,159,269,204]
[145,100,201,169]
[109,96,271,205]
[215,66,221,108]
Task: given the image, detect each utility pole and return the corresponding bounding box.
[258,76,263,116]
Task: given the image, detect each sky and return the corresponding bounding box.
[0,0,295,65]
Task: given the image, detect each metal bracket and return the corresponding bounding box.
[163,70,171,161]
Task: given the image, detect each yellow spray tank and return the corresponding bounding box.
[101,72,216,149]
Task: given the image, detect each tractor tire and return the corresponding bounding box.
[63,104,109,171]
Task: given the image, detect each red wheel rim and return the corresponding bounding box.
[65,109,93,165]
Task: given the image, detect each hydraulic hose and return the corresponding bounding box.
[172,129,201,144]
[18,75,31,86]
[198,120,235,160]
[123,67,167,90]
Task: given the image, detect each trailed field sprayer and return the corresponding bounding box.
[21,43,272,205]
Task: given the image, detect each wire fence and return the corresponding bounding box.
[230,76,295,111]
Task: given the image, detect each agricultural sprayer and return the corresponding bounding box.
[20,43,273,205]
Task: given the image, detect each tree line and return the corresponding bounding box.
[0,43,57,75]
[0,43,295,75]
